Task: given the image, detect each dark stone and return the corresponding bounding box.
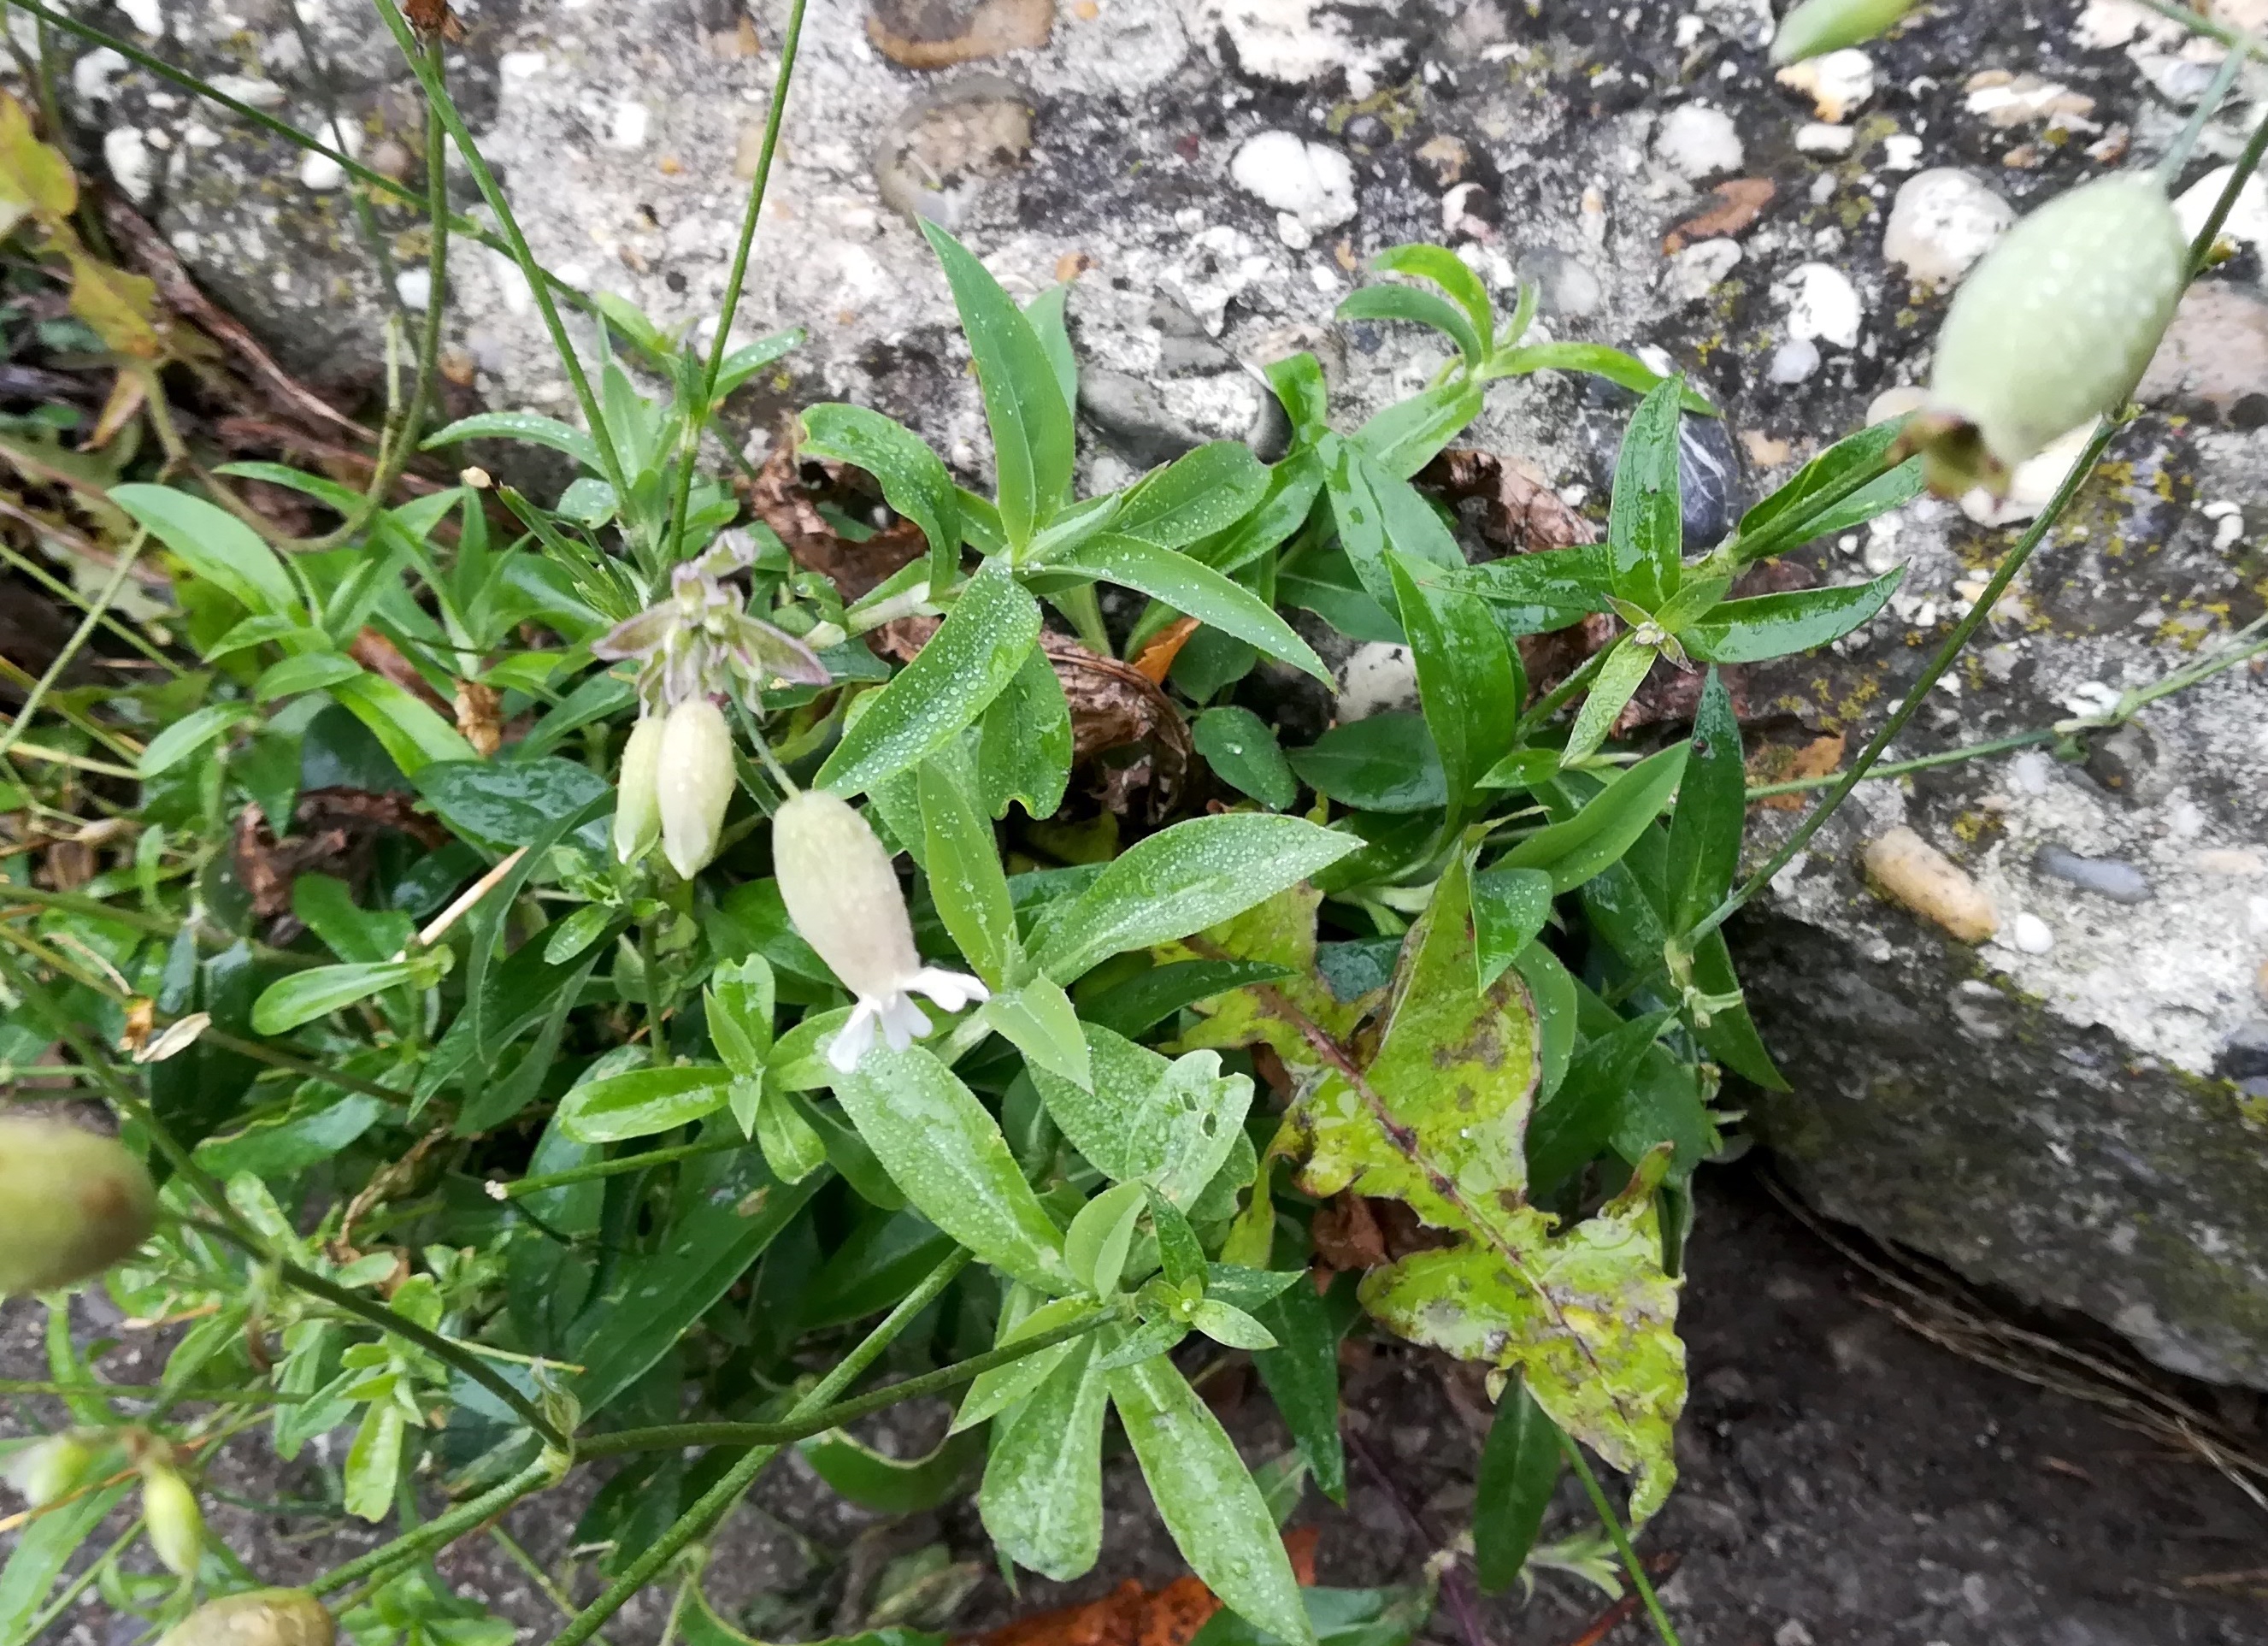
[1076,368,1200,467]
[1679,412,1744,552]
[1344,114,1388,148]
[2034,844,2154,905]
[2220,1020,2268,1083]
[2083,722,2162,805]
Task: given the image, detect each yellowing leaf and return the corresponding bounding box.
[1156,882,1369,1066]
[0,92,77,239]
[65,248,164,359]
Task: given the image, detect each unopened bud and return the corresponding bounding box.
[161,1590,335,1646]
[1908,174,2187,497]
[614,712,665,865]
[0,1117,158,1295]
[1770,0,1917,62]
[657,697,737,878]
[4,1432,93,1506]
[143,1466,205,1577]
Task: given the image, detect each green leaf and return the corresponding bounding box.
[820,558,1042,797]
[981,1331,1109,1579]
[327,672,476,776]
[1514,941,1577,1100]
[1068,536,1329,682]
[1065,1179,1149,1295]
[1252,1277,1347,1503]
[1193,706,1298,811]
[1526,1008,1674,1194]
[919,221,1074,546]
[802,404,963,588]
[1367,244,1495,356]
[113,482,302,618]
[1031,1029,1252,1207]
[1280,542,1404,644]
[984,977,1093,1090]
[1034,813,1359,982]
[920,755,1018,984]
[953,1295,1099,1434]
[1110,443,1270,548]
[1109,1354,1318,1646]
[713,327,805,396]
[802,1429,985,1515]
[1079,959,1295,1041]
[1558,638,1658,768]
[1187,1587,1432,1646]
[979,641,1073,821]
[557,1063,736,1143]
[137,703,247,779]
[1503,742,1688,894]
[1605,379,1686,611]
[249,960,416,1033]
[1421,545,1616,632]
[1734,416,1906,555]
[1324,439,1461,610]
[836,1045,1071,1292]
[570,1141,822,1412]
[1190,1298,1277,1349]
[1188,452,1324,575]
[1490,343,1718,414]
[1691,928,1785,1090]
[417,757,612,852]
[752,1083,828,1182]
[1025,283,1078,410]
[1389,552,1517,818]
[1266,353,1330,442]
[1472,1377,1563,1594]
[1285,713,1446,814]
[422,410,602,470]
[1681,569,1903,664]
[254,652,362,702]
[1776,456,1923,548]
[0,1483,128,1640]
[1352,378,1486,480]
[345,1398,404,1521]
[1472,864,1553,992]
[1664,669,1743,935]
[1338,281,1485,369]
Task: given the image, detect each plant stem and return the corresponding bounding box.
[577,1298,1110,1459]
[2158,44,2247,185]
[1743,728,2060,799]
[661,0,810,561]
[0,1378,306,1402]
[551,1249,973,1646]
[366,0,628,504]
[0,538,180,674]
[2129,0,2268,60]
[1515,642,1611,736]
[489,1137,742,1199]
[3,740,139,779]
[1559,1433,1679,1646]
[21,1513,142,1640]
[0,652,144,763]
[0,531,145,768]
[310,1458,556,1598]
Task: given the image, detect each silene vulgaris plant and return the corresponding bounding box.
[3,0,2260,1642]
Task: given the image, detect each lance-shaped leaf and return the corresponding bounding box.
[981,1331,1109,1579]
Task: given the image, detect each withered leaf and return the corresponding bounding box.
[1421,448,1596,554]
[1662,177,1776,254]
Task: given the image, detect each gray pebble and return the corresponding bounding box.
[1768,338,1821,385]
[2220,1020,2268,1082]
[1077,369,1201,467]
[2033,844,2154,905]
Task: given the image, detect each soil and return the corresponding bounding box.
[8,1165,2265,1646]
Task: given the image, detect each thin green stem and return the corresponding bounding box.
[1559,1433,1679,1646]
[744,717,799,797]
[551,1249,973,1646]
[1516,642,1611,736]
[2187,97,2268,278]
[0,531,145,767]
[0,1378,305,1402]
[577,1298,1111,1460]
[1743,729,2059,799]
[310,1458,555,1598]
[3,740,138,779]
[661,0,810,561]
[491,1523,614,1646]
[490,1138,742,1200]
[0,652,144,763]
[1717,449,1896,569]
[2159,45,2247,185]
[21,1514,142,1640]
[2128,0,2268,60]
[366,0,627,503]
[0,539,180,675]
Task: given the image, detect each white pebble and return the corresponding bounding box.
[1882,133,1924,171]
[1776,49,1876,123]
[1669,238,1742,304]
[71,47,128,103]
[500,50,549,79]
[2176,164,2268,255]
[1784,262,1862,350]
[208,73,286,109]
[1884,169,2014,287]
[102,127,161,204]
[1768,338,1822,384]
[299,149,345,191]
[2248,895,2268,940]
[608,102,651,150]
[1230,130,1358,232]
[1797,122,1856,155]
[2012,912,2055,954]
[2008,751,2053,795]
[116,0,162,34]
[396,268,433,311]
[1653,103,1745,181]
[1336,643,1418,721]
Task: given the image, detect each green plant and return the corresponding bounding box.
[2,3,2263,1645]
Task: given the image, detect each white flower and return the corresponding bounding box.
[772,788,987,1073]
[657,698,736,878]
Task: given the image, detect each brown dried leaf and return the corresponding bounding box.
[118,995,154,1058]
[63,249,164,361]
[747,436,928,600]
[1751,734,1846,811]
[1130,616,1198,684]
[405,0,468,41]
[455,680,504,758]
[1421,448,1596,553]
[1662,177,1776,254]
[967,1530,1317,1646]
[234,791,449,929]
[1311,1192,1388,1272]
[349,628,453,717]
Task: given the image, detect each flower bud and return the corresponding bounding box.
[142,1466,204,1577]
[1909,174,2188,497]
[4,1432,94,1506]
[614,712,665,864]
[1770,0,1917,62]
[773,789,919,1000]
[161,1590,335,1646]
[657,697,738,878]
[0,1117,158,1295]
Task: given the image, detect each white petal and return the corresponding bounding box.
[909,968,989,1014]
[879,991,932,1051]
[828,1000,881,1073]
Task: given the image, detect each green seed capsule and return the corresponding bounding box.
[160,1590,336,1646]
[0,1117,158,1295]
[3,1431,94,1506]
[1770,0,1917,62]
[143,1465,205,1577]
[1912,174,2188,496]
[613,711,664,864]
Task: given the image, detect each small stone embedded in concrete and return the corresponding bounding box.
[1882,133,1923,170]
[2034,843,2154,905]
[2175,164,2268,255]
[1337,642,1419,721]
[2012,911,2056,954]
[1784,261,1862,349]
[1864,827,2000,942]
[1768,337,1822,384]
[1679,414,1745,550]
[2220,1020,2268,1081]
[1797,121,1856,155]
[1884,168,2014,287]
[1655,103,1747,180]
[1230,131,1358,239]
[2137,282,2268,412]
[1776,49,1876,123]
[103,127,161,204]
[867,0,1055,68]
[1669,238,1743,304]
